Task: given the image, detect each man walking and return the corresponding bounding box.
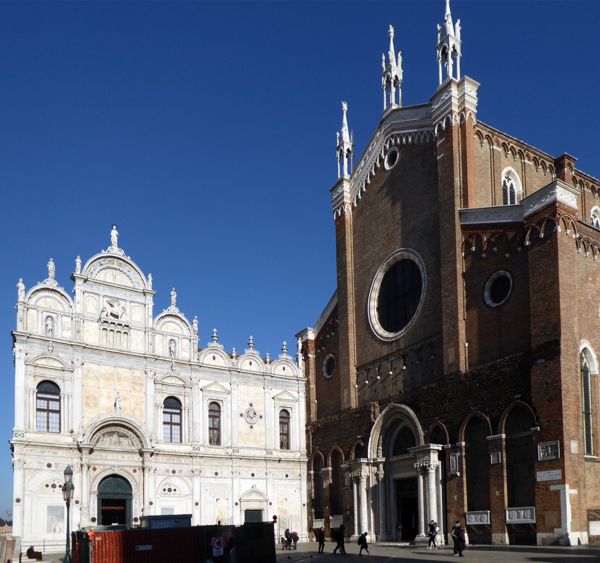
[358,532,369,556]
[332,524,346,554]
[316,527,325,553]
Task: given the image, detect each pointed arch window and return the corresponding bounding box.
[208,401,221,446]
[279,409,290,450]
[581,351,594,456]
[501,168,522,206]
[591,207,600,229]
[162,396,182,443]
[36,380,61,433]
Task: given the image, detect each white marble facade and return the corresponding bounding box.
[11,228,308,547]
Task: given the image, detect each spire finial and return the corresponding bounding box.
[232,347,237,360]
[248,335,255,350]
[211,328,218,343]
[170,288,177,307]
[437,0,462,85]
[336,101,353,179]
[266,352,271,365]
[445,0,451,19]
[193,316,198,334]
[381,24,403,111]
[281,340,288,355]
[147,273,153,289]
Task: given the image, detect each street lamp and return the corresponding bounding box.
[62,465,74,563]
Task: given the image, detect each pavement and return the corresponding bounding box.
[276,541,600,563]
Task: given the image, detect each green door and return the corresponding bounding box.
[98,475,132,527]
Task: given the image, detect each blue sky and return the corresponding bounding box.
[0,0,598,517]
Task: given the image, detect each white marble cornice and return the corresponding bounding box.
[522,179,580,218]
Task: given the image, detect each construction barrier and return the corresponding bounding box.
[72,522,275,563]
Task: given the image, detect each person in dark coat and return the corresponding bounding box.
[315,527,325,553]
[358,532,369,556]
[333,524,346,554]
[451,520,466,557]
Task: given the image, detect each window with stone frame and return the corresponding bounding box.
[279,409,290,450]
[591,207,600,229]
[502,174,517,205]
[581,351,594,456]
[162,396,182,443]
[36,380,61,433]
[208,401,221,446]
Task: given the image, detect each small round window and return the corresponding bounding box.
[368,249,427,341]
[384,146,399,170]
[322,354,336,379]
[484,271,513,308]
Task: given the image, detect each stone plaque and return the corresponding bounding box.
[506,506,536,524]
[589,521,600,535]
[449,452,460,475]
[536,469,561,482]
[466,510,490,525]
[490,451,501,465]
[538,441,560,461]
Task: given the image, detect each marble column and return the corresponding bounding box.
[436,461,445,541]
[377,467,387,540]
[352,476,359,537]
[416,468,426,537]
[80,454,90,526]
[359,474,368,535]
[427,462,439,525]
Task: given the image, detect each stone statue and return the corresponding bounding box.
[168,339,176,357]
[110,225,119,248]
[45,316,54,337]
[47,258,55,280]
[16,278,25,301]
[114,391,121,414]
[147,273,153,289]
[192,316,198,334]
[75,256,81,274]
[297,337,304,371]
[171,288,177,308]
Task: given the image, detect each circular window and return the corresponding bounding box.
[484,271,512,307]
[368,249,427,341]
[384,146,399,170]
[322,354,336,379]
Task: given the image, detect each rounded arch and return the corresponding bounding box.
[327,445,345,467]
[580,341,599,374]
[91,467,139,498]
[427,421,450,445]
[350,439,368,460]
[26,285,74,310]
[498,401,538,435]
[156,475,191,497]
[368,403,425,459]
[82,252,148,290]
[84,415,149,449]
[458,411,492,443]
[310,449,325,468]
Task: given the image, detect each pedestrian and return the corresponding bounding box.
[316,526,325,553]
[451,520,466,557]
[357,532,369,556]
[332,524,346,554]
[428,520,439,549]
[284,528,292,550]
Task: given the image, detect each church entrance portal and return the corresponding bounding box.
[98,474,132,527]
[395,478,418,541]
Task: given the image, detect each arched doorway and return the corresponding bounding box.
[98,475,132,527]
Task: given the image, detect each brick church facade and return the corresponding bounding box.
[297,1,600,546]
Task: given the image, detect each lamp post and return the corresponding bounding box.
[62,465,74,563]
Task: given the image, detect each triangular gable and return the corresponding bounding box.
[201,381,230,394]
[272,390,297,402]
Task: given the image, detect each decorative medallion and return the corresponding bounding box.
[243,404,259,425]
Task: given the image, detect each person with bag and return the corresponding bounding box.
[451,520,466,557]
[427,520,439,549]
[333,524,346,554]
[357,532,369,556]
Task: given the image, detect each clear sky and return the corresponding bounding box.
[0,0,598,518]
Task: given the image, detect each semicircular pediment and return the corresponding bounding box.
[90,424,144,450]
[83,254,147,290]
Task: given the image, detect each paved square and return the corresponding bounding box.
[276,542,600,562]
